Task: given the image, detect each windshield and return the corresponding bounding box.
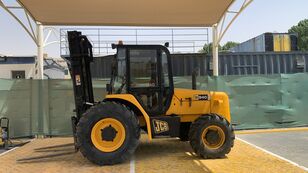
[110,46,172,95]
[129,49,158,88]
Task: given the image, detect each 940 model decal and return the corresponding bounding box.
[194,94,209,101]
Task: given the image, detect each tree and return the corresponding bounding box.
[199,41,238,54]
[221,41,239,52]
[199,43,212,54]
[288,19,308,51]
[199,43,220,54]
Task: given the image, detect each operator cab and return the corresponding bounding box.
[108,43,174,116]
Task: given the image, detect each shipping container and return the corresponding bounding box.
[89,52,308,78]
[231,33,298,52]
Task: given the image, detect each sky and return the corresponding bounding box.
[0,0,308,57]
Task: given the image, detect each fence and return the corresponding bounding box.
[90,52,308,78]
[1,73,308,138]
[60,27,209,56]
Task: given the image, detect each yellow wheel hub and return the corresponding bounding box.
[91,118,126,152]
[201,125,225,149]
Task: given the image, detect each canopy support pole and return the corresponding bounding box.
[36,23,44,79]
[212,24,219,77]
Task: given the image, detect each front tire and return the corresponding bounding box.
[76,101,140,165]
[189,114,234,158]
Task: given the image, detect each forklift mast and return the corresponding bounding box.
[65,31,94,121]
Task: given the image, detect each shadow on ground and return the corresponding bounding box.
[13,136,214,173]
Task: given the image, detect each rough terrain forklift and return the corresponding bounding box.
[65,31,234,165]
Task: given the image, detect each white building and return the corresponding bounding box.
[0,56,36,79]
[0,55,70,79]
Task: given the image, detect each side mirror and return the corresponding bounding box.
[106,84,112,94]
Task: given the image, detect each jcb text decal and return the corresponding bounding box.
[153,119,169,134]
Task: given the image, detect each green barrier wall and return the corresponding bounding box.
[0,74,307,138]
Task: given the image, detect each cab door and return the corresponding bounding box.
[127,46,173,116]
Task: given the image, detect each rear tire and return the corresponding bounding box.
[189,114,234,158]
[76,101,140,165]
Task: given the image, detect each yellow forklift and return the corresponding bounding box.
[66,31,234,165]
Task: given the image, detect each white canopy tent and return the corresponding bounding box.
[18,0,232,26]
[0,0,253,78]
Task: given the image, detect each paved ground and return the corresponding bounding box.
[237,129,308,169]
[0,139,31,155]
[0,149,6,154]
[0,129,307,173]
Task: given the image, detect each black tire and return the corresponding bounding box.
[179,122,191,141]
[76,101,140,165]
[188,114,235,159]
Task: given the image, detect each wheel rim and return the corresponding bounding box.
[201,125,225,149]
[91,118,126,152]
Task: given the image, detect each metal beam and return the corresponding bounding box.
[43,27,60,47]
[0,0,37,45]
[217,0,254,43]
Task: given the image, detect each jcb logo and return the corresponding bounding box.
[153,120,169,134]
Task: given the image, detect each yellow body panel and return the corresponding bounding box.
[209,90,231,122]
[166,89,231,122]
[105,89,231,140]
[105,94,153,140]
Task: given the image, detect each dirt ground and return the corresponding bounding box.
[0,129,307,173]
